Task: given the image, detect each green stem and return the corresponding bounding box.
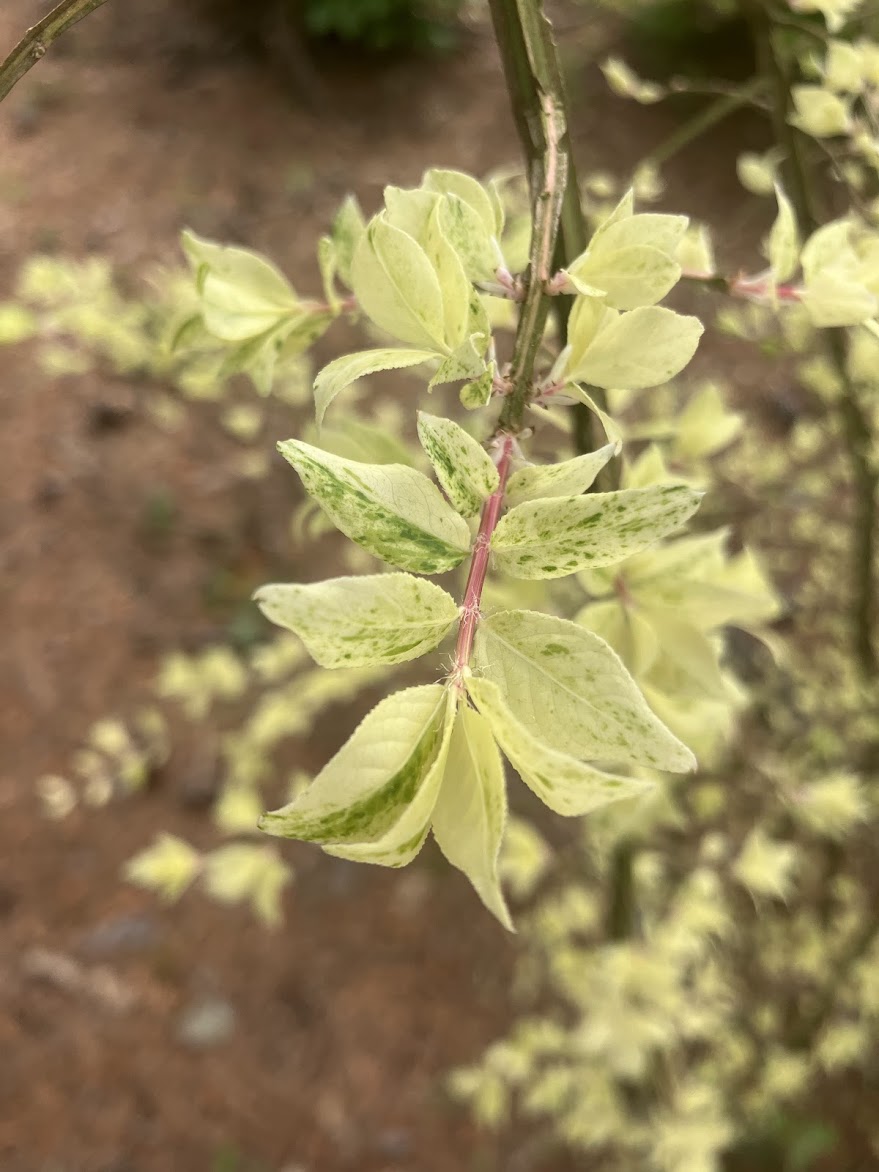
[488,0,611,462]
[488,0,572,434]
[745,0,877,677]
[0,0,112,104]
[642,82,765,172]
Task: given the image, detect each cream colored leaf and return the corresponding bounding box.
[571,306,704,389]
[313,347,435,429]
[254,573,459,668]
[182,229,299,342]
[331,194,366,286]
[601,57,664,103]
[125,834,200,903]
[576,599,661,679]
[790,85,851,138]
[639,605,728,699]
[801,274,878,327]
[438,193,502,282]
[571,245,682,310]
[565,384,623,445]
[278,439,471,574]
[473,609,696,772]
[466,677,656,815]
[350,216,447,351]
[672,382,743,461]
[766,186,800,283]
[423,169,497,237]
[432,704,513,929]
[423,201,472,349]
[505,444,619,506]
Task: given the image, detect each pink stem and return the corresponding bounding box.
[450,434,515,690]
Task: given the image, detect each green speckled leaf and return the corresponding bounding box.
[278,439,472,574]
[326,689,458,867]
[417,412,499,517]
[491,484,702,579]
[259,684,449,847]
[505,443,619,506]
[254,574,459,669]
[460,364,494,410]
[467,676,655,815]
[473,609,696,772]
[313,347,436,429]
[432,703,512,929]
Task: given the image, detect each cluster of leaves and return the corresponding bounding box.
[41,630,392,927]
[0,252,314,478]
[444,0,879,1166]
[452,391,879,1170]
[181,167,721,929]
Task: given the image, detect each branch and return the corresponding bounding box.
[641,81,766,171]
[487,0,610,462]
[450,436,515,688]
[0,0,112,105]
[744,0,877,677]
[498,89,568,433]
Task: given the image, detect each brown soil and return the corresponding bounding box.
[0,3,769,1171]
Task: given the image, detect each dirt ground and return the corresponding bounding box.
[0,2,772,1170]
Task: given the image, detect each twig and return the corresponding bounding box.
[487,0,610,463]
[0,0,112,104]
[745,0,877,676]
[498,90,568,433]
[450,436,515,688]
[641,82,766,171]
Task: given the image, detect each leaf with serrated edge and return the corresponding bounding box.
[492,484,702,580]
[254,574,459,669]
[467,677,655,815]
[350,217,447,351]
[326,689,458,867]
[314,348,436,429]
[571,306,704,390]
[417,412,499,517]
[473,609,696,772]
[432,704,512,929]
[278,439,471,574]
[506,443,618,506]
[259,684,448,847]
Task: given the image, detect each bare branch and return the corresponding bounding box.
[0,0,112,105]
